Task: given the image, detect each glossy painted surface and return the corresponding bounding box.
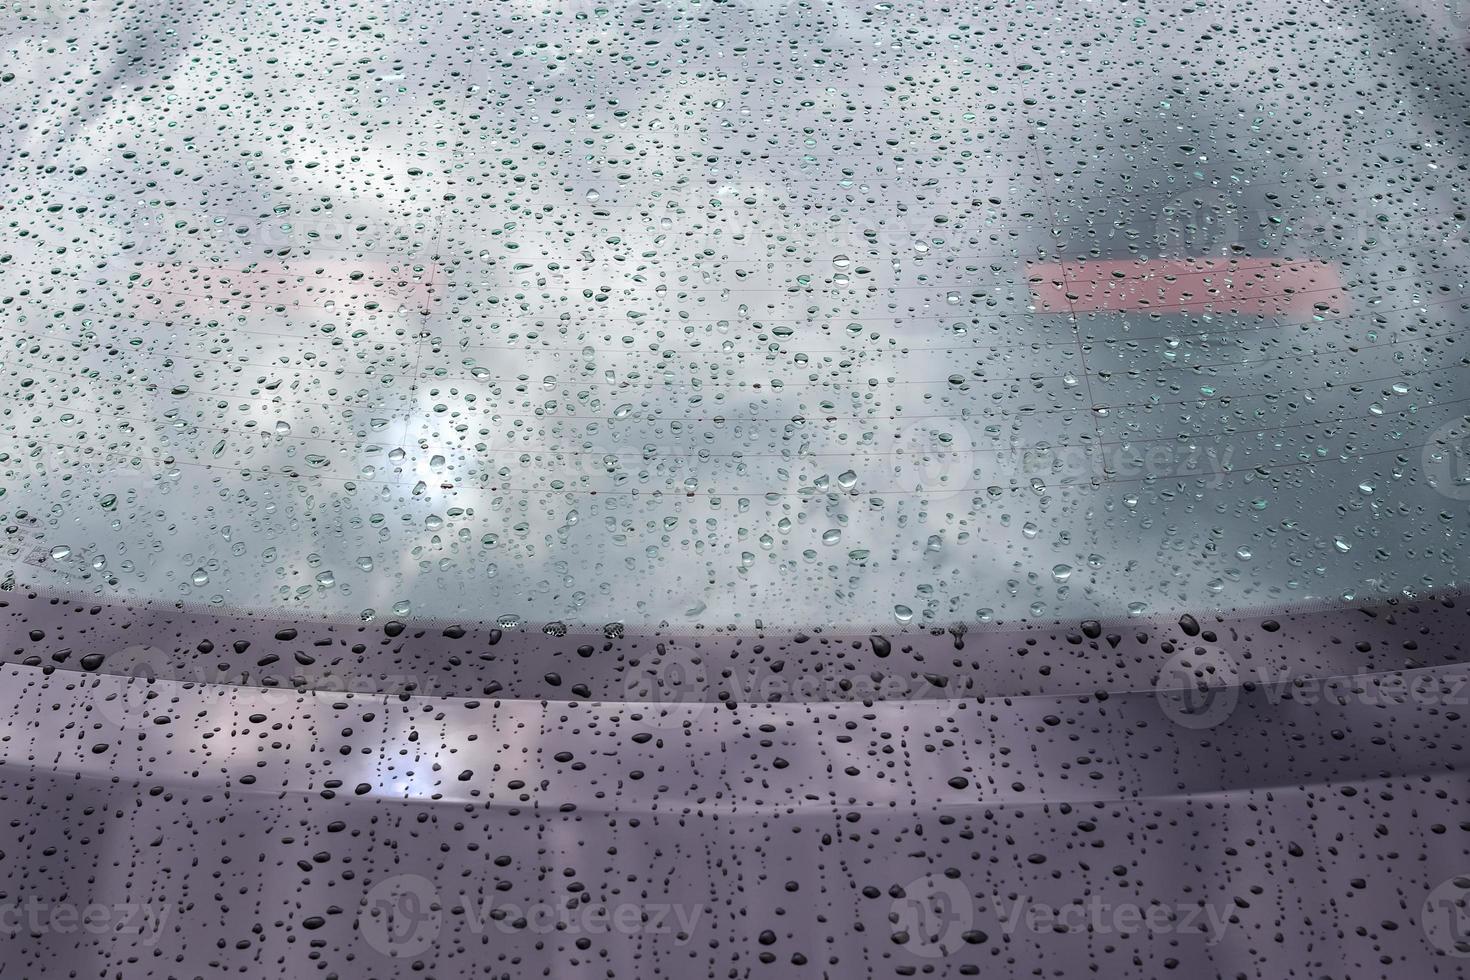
[0,590,1467,975]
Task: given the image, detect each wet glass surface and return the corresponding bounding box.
[3,2,1470,977]
[5,0,1470,629]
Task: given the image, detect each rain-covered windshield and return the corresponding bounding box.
[4,0,1469,630]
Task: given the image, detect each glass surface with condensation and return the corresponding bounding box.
[3,0,1469,629]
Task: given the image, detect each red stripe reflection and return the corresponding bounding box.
[1028,258,1347,316]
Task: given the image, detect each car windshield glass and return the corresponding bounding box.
[3,0,1468,630]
